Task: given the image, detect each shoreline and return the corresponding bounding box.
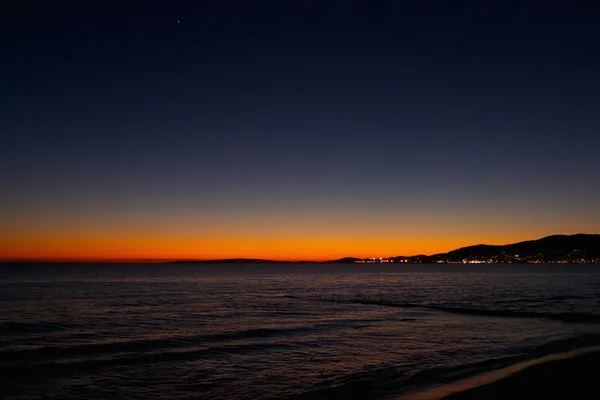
[399,345,600,400]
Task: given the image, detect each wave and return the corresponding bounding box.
[0,326,315,364]
[319,298,600,324]
[5,332,600,399]
[547,295,586,301]
[284,334,600,400]
[0,321,77,334]
[0,340,300,380]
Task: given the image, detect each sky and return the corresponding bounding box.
[2,1,599,261]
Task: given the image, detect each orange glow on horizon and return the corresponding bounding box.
[0,231,557,263]
[3,206,593,263]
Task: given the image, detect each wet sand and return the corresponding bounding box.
[402,347,600,400]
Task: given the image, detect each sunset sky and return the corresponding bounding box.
[2,1,599,261]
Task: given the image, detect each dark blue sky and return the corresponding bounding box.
[2,1,600,259]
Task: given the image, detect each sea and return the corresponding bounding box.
[3,263,600,400]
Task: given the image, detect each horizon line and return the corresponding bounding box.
[2,233,596,264]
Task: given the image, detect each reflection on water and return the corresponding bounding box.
[2,263,600,399]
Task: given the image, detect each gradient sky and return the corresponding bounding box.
[2,1,599,261]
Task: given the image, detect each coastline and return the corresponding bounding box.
[400,346,600,400]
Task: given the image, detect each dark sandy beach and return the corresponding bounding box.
[403,347,600,400]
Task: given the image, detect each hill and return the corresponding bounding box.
[167,258,277,264]
[163,234,600,264]
[427,234,600,263]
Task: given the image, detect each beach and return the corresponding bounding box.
[402,347,600,400]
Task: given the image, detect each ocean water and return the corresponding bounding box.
[3,263,600,399]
